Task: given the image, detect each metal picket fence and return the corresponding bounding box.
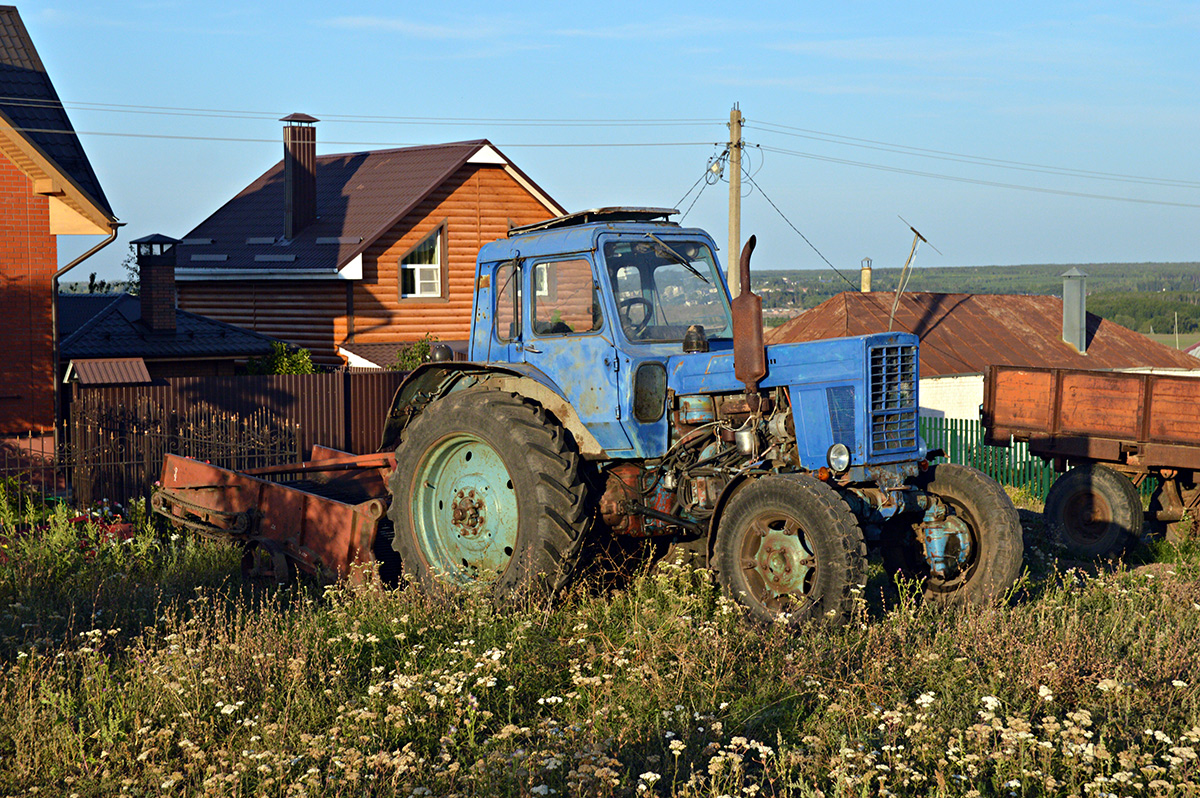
[919,416,1059,501]
[920,415,1157,503]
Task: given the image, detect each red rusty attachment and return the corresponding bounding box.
[731,235,766,395]
[153,448,392,586]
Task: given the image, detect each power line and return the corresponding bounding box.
[754,143,1200,210]
[1,124,717,149]
[0,95,718,127]
[749,119,1200,190]
[741,172,858,290]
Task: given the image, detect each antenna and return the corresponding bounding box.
[888,216,941,332]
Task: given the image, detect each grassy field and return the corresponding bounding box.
[1,486,1199,797]
[1143,333,1200,352]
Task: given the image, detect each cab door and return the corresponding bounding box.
[518,257,633,456]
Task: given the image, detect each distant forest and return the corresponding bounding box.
[756,262,1200,334]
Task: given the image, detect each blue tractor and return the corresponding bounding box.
[381,208,1021,623]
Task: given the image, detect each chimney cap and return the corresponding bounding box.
[280,112,319,125]
[131,233,179,246]
[1061,267,1088,278]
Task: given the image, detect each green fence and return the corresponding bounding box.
[919,416,1158,503]
[919,416,1058,501]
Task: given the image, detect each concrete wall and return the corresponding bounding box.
[918,373,984,420]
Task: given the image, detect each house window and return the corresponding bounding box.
[399,225,445,299]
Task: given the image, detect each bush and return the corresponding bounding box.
[245,341,316,375]
[389,333,437,372]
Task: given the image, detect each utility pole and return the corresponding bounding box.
[728,104,743,297]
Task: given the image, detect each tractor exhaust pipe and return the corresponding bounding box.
[731,235,766,395]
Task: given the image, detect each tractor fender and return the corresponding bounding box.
[379,362,606,458]
[705,473,756,559]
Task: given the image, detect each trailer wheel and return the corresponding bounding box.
[713,474,866,625]
[1045,465,1142,558]
[387,388,590,602]
[916,464,1023,606]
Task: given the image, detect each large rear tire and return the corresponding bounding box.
[1044,465,1143,558]
[713,474,866,625]
[915,464,1023,605]
[386,389,590,601]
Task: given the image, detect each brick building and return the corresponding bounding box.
[0,6,119,433]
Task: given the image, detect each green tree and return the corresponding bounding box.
[245,342,316,375]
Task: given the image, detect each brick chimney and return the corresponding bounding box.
[133,234,179,333]
[281,113,318,239]
[1062,267,1088,354]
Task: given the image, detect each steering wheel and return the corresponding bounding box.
[618,296,653,336]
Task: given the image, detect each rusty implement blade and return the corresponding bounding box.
[156,453,388,584]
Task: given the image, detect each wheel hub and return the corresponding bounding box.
[451,489,487,538]
[749,522,814,597]
[1065,491,1112,543]
[411,433,519,583]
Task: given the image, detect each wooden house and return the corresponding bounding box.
[175,117,565,366]
[0,6,119,434]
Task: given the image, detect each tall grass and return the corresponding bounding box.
[0,489,1198,797]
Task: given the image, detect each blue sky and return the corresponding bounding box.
[25,1,1200,281]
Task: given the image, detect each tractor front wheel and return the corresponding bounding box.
[916,463,1023,605]
[387,389,590,601]
[714,474,866,625]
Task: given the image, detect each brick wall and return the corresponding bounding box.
[0,154,57,434]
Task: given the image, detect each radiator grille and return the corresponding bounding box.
[869,344,918,454]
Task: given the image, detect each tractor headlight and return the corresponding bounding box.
[826,443,851,473]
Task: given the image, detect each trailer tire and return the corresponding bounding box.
[916,464,1023,606]
[386,388,590,602]
[1045,465,1142,558]
[713,474,866,626]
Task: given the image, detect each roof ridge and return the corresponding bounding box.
[59,293,128,349]
[315,139,490,162]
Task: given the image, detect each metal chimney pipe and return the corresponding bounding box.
[860,257,872,293]
[1062,267,1088,354]
[281,113,318,239]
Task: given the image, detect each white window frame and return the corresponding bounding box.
[399,224,446,300]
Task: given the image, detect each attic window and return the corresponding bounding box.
[399,223,447,300]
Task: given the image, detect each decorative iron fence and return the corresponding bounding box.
[0,398,300,511]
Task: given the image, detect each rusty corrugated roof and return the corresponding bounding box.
[765,291,1200,377]
[177,140,562,276]
[65,358,151,386]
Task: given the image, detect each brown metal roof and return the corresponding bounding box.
[59,294,279,360]
[765,291,1200,377]
[65,358,151,386]
[178,140,562,276]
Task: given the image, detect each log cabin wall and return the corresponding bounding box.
[177,163,557,366]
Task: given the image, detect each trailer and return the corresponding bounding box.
[982,364,1200,556]
[152,446,396,584]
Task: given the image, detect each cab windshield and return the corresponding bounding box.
[602,238,732,343]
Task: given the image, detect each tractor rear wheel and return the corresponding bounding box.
[387,388,590,601]
[714,474,866,625]
[1045,465,1142,557]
